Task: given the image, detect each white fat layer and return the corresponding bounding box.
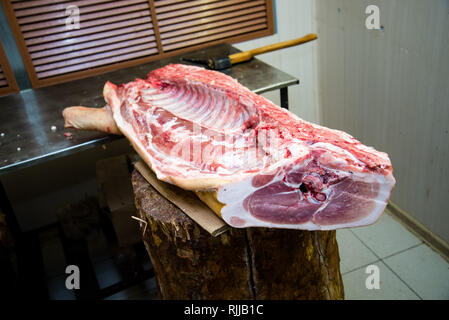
[355,143,390,162]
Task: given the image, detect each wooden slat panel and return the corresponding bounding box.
[30,30,154,59]
[28,24,154,53]
[154,0,190,7]
[22,4,151,36]
[35,42,157,72]
[162,18,266,45]
[157,1,265,26]
[17,0,148,24]
[156,0,221,13]
[37,48,158,78]
[14,0,112,17]
[158,6,266,33]
[33,36,156,65]
[12,0,72,10]
[25,17,152,46]
[11,0,93,10]
[163,24,267,51]
[161,12,266,39]
[0,79,8,87]
[3,0,273,87]
[157,0,269,53]
[3,0,159,83]
[157,0,252,20]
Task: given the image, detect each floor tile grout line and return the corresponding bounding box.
[349,229,384,260]
[381,259,423,300]
[341,259,423,300]
[341,229,384,275]
[342,259,382,276]
[348,229,424,299]
[349,228,423,262]
[380,243,424,261]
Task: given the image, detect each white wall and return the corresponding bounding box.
[316,0,449,244]
[235,0,319,122]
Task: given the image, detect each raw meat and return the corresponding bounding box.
[64,64,395,230]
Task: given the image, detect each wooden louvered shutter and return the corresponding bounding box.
[2,0,273,88]
[3,0,159,87]
[155,0,273,52]
[0,42,19,96]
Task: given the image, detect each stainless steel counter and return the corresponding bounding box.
[0,43,299,175]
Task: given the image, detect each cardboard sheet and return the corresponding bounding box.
[134,161,229,237]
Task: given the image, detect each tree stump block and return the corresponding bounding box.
[132,170,344,300]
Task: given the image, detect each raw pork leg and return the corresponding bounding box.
[63,64,395,230]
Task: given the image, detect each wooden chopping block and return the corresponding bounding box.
[131,169,344,300]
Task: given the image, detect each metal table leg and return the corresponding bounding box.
[280,87,289,110]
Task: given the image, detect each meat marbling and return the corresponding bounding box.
[64,64,395,230]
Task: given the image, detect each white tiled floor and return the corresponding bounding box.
[337,211,449,300]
